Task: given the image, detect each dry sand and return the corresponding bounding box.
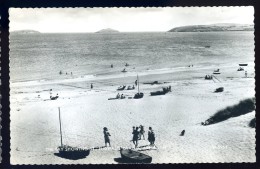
[10,63,255,164]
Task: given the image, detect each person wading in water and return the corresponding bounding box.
[103,127,111,147]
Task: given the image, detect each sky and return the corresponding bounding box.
[10,7,254,33]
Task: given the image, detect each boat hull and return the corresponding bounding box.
[239,64,248,66]
[120,148,152,163]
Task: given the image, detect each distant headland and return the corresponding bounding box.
[95,28,119,34]
[11,30,41,34]
[168,23,254,32]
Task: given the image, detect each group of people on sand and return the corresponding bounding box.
[103,126,155,148]
[116,93,125,99]
[132,125,155,148]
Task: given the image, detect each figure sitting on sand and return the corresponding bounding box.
[116,93,120,99]
[148,127,155,146]
[103,127,111,147]
[132,126,139,148]
[121,94,125,99]
[139,125,145,140]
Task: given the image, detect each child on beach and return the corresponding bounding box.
[103,127,111,147]
[148,127,155,146]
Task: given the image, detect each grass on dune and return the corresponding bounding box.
[203,98,255,126]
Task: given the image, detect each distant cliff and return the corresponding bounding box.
[11,30,41,34]
[95,28,119,34]
[168,23,254,32]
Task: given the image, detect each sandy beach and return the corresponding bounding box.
[10,62,255,164]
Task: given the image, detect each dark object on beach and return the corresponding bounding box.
[134,74,144,99]
[120,148,152,163]
[143,81,162,85]
[56,107,90,160]
[239,64,248,66]
[122,68,127,73]
[205,45,210,48]
[117,85,126,91]
[59,71,62,75]
[215,87,224,93]
[134,93,144,99]
[127,85,135,90]
[213,72,221,75]
[213,69,220,74]
[150,86,171,96]
[180,130,185,136]
[249,118,256,128]
[56,145,90,160]
[50,94,59,100]
[111,64,113,68]
[150,90,166,96]
[91,83,93,89]
[125,63,130,67]
[205,75,213,80]
[237,67,244,71]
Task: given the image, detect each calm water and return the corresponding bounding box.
[10,32,254,82]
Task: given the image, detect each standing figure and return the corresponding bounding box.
[103,127,111,147]
[139,125,145,140]
[91,83,93,89]
[245,71,248,78]
[135,80,137,86]
[132,126,139,148]
[148,127,155,146]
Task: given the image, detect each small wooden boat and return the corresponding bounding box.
[213,72,221,75]
[120,148,152,163]
[56,108,90,160]
[127,86,135,90]
[117,86,126,91]
[134,92,144,99]
[150,90,166,96]
[134,74,144,99]
[239,64,248,66]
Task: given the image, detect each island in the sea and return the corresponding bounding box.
[95,28,119,34]
[168,23,254,32]
[11,30,41,34]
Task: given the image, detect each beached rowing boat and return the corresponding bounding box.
[120,148,152,163]
[239,64,248,66]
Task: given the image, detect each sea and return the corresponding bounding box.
[10,31,254,83]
